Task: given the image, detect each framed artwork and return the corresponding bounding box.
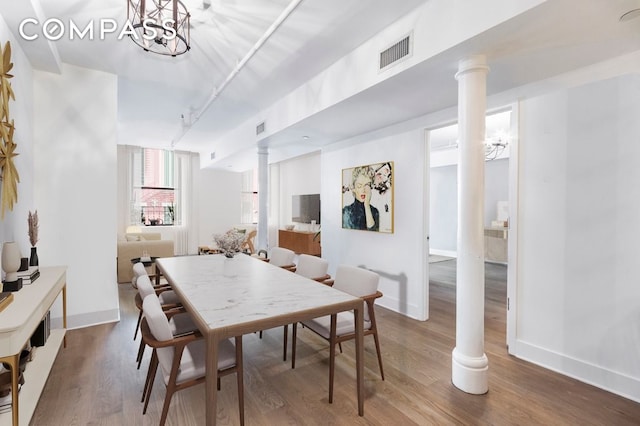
[342,161,393,233]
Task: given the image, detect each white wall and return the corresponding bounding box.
[196,168,242,248]
[276,151,321,233]
[0,18,36,253]
[322,128,426,319]
[429,164,457,254]
[429,159,509,255]
[34,64,119,328]
[514,73,640,402]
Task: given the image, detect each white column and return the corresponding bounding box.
[452,55,489,394]
[257,143,269,251]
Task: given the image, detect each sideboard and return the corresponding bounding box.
[278,229,321,256]
[0,266,67,426]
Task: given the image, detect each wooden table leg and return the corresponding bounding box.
[329,314,337,403]
[354,301,364,416]
[206,333,219,425]
[63,284,67,348]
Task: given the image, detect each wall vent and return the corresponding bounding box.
[379,33,412,70]
[256,121,265,135]
[210,152,215,160]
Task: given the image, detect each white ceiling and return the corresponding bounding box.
[2,0,640,170]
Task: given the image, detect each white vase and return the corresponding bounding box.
[2,242,21,282]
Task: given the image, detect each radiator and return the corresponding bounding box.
[173,226,189,255]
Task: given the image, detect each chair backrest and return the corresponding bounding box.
[269,247,295,267]
[295,254,328,280]
[137,274,156,300]
[142,294,175,379]
[132,262,148,286]
[332,265,379,321]
[242,230,257,254]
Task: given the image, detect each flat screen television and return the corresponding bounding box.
[292,194,320,224]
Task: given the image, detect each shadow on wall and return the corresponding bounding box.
[359,264,408,312]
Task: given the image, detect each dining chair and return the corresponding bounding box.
[135,274,194,369]
[291,264,384,403]
[132,260,162,288]
[267,247,296,271]
[279,254,332,361]
[140,294,244,426]
[133,271,181,341]
[241,229,257,254]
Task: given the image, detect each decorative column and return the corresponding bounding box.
[452,55,489,394]
[257,143,269,251]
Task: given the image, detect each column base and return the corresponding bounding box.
[451,347,489,394]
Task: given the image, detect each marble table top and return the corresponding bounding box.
[156,254,360,334]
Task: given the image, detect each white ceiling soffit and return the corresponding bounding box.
[0,0,62,72]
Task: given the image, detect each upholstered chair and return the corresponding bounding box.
[291,265,384,403]
[133,271,181,340]
[294,254,330,282]
[267,247,296,270]
[134,274,194,368]
[141,294,244,426]
[279,254,332,361]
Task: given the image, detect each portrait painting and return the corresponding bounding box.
[342,161,394,233]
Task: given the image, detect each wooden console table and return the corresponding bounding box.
[278,229,321,256]
[0,266,67,426]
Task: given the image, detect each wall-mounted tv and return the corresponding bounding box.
[292,194,320,224]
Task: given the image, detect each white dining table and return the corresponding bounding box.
[156,254,365,425]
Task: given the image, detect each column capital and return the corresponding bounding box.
[257,143,269,155]
[455,55,490,80]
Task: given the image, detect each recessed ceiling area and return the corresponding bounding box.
[2,0,639,171]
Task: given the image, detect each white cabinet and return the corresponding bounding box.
[0,266,67,426]
[484,227,508,264]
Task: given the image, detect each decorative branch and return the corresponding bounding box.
[0,41,19,218]
[28,210,38,247]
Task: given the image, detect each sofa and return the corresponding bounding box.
[117,232,174,283]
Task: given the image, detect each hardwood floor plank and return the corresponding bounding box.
[29,260,640,425]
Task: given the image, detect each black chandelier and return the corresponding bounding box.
[126,0,191,56]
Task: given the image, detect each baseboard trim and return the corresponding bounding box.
[429,249,457,258]
[512,339,640,403]
[51,308,120,330]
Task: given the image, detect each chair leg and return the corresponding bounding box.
[338,342,343,353]
[136,339,146,369]
[282,324,288,361]
[159,386,175,426]
[291,323,298,369]
[134,310,142,340]
[235,335,245,426]
[373,331,385,380]
[328,314,337,404]
[142,350,158,408]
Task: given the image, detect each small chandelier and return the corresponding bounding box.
[127,0,191,56]
[484,130,510,161]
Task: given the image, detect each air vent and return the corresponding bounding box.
[379,33,412,70]
[256,121,265,135]
[210,152,215,160]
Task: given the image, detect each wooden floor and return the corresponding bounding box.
[31,260,640,425]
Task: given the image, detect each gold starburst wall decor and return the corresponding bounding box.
[0,41,19,218]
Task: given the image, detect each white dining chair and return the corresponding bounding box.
[134,274,195,368]
[141,294,244,426]
[291,264,384,403]
[294,254,331,282]
[267,247,296,270]
[279,254,332,361]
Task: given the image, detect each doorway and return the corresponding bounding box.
[425,107,517,348]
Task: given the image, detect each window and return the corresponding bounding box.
[131,148,177,226]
